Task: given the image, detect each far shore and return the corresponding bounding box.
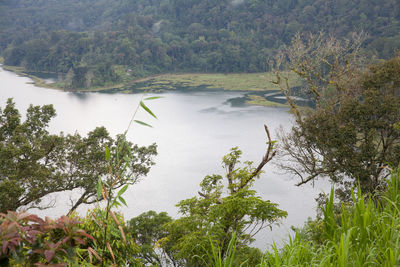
[1,64,299,107]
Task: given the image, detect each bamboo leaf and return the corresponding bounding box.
[112,199,120,208]
[134,120,153,128]
[88,248,93,263]
[117,185,129,197]
[144,96,163,101]
[123,155,130,163]
[140,101,157,119]
[88,247,102,262]
[105,146,111,162]
[119,196,127,206]
[110,210,120,226]
[118,225,127,244]
[106,242,116,263]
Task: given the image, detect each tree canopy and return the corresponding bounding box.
[274,33,400,200]
[1,0,400,87]
[0,98,157,213]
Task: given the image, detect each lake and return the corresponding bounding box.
[0,66,330,249]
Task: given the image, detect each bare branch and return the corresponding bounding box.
[236,125,276,191]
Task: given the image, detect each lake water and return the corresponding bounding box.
[0,67,330,249]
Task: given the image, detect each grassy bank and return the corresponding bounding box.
[1,65,58,90]
[246,94,288,107]
[126,72,300,92]
[2,65,301,106]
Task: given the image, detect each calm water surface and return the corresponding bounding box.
[0,67,330,249]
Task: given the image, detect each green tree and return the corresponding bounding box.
[128,211,174,266]
[0,99,157,213]
[3,0,400,79]
[161,125,287,265]
[274,33,400,200]
[66,128,157,213]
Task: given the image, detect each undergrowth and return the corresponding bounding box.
[260,167,400,267]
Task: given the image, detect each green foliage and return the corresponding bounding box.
[0,98,157,213]
[202,232,240,267]
[261,167,400,266]
[2,0,400,87]
[79,208,140,266]
[82,93,161,267]
[0,94,160,266]
[161,129,287,265]
[128,211,173,266]
[276,34,400,200]
[0,98,64,212]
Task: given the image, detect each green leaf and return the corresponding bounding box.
[121,161,129,173]
[112,199,120,208]
[394,121,400,130]
[134,120,153,128]
[105,146,111,162]
[119,196,127,206]
[140,101,157,119]
[97,179,102,199]
[144,96,163,101]
[117,185,129,197]
[123,155,130,163]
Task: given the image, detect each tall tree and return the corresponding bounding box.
[274,33,400,200]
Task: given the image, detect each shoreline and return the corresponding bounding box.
[1,64,293,107]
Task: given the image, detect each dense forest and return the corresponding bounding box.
[1,0,400,88]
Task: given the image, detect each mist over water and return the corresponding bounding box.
[0,67,330,249]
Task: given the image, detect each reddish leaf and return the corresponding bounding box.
[44,250,55,262]
[73,237,85,245]
[2,241,9,254]
[10,239,20,246]
[61,236,70,245]
[34,263,67,267]
[75,229,95,240]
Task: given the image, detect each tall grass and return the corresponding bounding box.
[261,167,400,266]
[205,232,240,267]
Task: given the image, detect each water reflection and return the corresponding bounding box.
[67,91,90,101]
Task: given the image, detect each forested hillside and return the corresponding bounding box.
[1,0,400,88]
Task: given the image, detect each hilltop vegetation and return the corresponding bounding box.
[1,0,400,88]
